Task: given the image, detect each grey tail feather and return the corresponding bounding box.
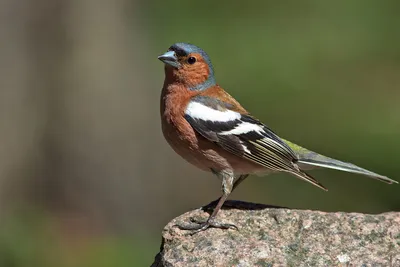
[297,153,398,185]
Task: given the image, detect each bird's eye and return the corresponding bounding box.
[187,57,197,64]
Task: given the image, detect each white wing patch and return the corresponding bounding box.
[220,122,265,135]
[185,101,241,122]
[240,140,251,154]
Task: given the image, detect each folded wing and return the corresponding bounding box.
[184,95,327,190]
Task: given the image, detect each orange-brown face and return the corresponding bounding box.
[172,52,211,88]
[158,43,216,91]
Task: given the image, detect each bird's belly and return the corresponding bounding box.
[162,120,267,175]
[161,120,221,172]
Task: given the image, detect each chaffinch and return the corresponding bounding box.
[158,42,397,233]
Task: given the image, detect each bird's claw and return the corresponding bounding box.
[175,217,238,235]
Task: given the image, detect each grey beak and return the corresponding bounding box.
[158,51,180,68]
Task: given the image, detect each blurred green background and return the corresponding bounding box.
[0,0,399,266]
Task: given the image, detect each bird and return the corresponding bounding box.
[158,42,398,233]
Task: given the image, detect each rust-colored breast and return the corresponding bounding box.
[160,82,199,148]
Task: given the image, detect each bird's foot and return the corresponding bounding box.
[175,217,238,235]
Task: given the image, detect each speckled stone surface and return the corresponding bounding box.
[151,200,400,267]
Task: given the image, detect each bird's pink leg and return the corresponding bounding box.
[175,170,238,234]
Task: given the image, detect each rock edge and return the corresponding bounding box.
[152,200,400,266]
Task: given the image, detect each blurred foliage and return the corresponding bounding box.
[0,0,399,266]
[0,211,156,267]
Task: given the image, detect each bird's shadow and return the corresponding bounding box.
[201,199,288,214]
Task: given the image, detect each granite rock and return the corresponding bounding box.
[152,200,400,266]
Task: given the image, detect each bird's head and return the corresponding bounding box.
[158,43,216,91]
